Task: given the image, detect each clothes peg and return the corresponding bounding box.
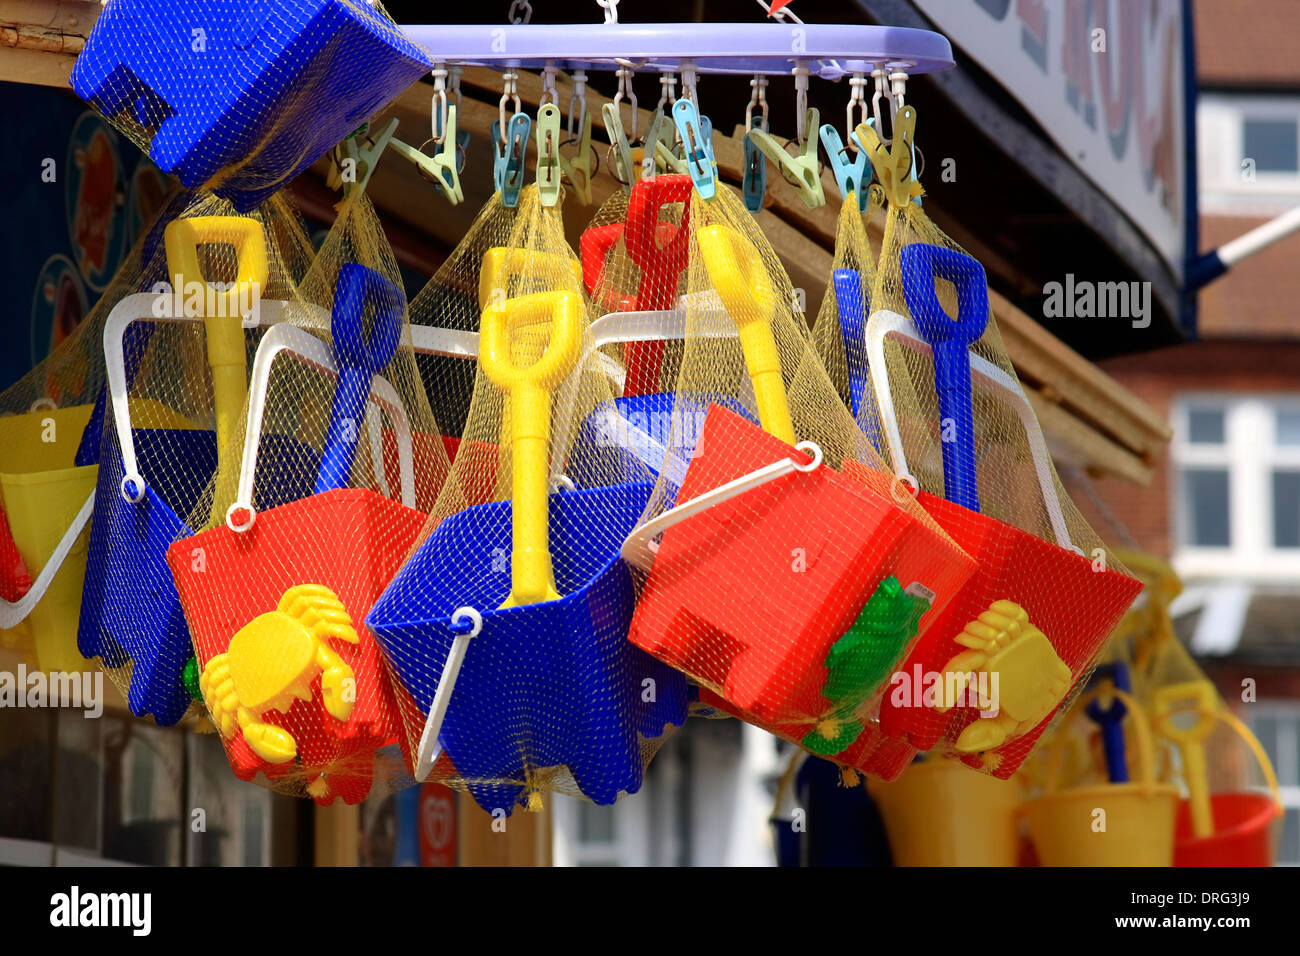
[536,103,563,207]
[819,123,870,212]
[492,111,532,208]
[742,117,768,212]
[747,107,825,209]
[672,99,715,200]
[602,102,636,192]
[332,117,399,200]
[640,111,679,176]
[559,107,595,205]
[856,105,921,209]
[387,106,463,205]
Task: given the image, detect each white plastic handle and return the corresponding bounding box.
[621,440,822,572]
[414,605,482,782]
[0,490,95,630]
[225,323,417,530]
[102,291,321,500]
[865,308,1077,552]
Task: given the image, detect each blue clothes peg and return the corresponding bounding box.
[491,112,532,207]
[743,116,768,213]
[672,100,715,200]
[820,124,871,212]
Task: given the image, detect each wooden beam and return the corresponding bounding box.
[0,0,98,88]
[313,802,360,867]
[1026,388,1154,486]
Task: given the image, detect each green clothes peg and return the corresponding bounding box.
[746,107,825,209]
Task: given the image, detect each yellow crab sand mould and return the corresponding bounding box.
[199,584,359,764]
[937,599,1071,754]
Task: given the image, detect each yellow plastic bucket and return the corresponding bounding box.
[0,399,197,673]
[869,758,1022,866]
[1022,685,1179,866]
[0,403,99,673]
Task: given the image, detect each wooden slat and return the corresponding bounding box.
[0,0,98,87]
[313,802,360,866]
[1026,388,1154,486]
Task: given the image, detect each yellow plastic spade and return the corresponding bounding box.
[479,290,583,608]
[696,224,796,444]
[163,217,269,526]
[1151,679,1219,839]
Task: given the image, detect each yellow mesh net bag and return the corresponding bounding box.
[854,109,1143,778]
[0,187,198,675]
[77,191,316,735]
[369,180,689,817]
[610,145,978,781]
[160,191,450,805]
[811,184,886,451]
[70,0,432,212]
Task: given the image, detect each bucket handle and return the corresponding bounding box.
[865,307,1079,553]
[102,290,325,503]
[621,439,824,572]
[1151,681,1284,830]
[1041,684,1160,794]
[224,323,416,532]
[0,491,95,631]
[413,605,482,782]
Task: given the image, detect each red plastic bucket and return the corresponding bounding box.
[1175,792,1279,867]
[170,489,424,804]
[629,405,976,748]
[877,490,1144,777]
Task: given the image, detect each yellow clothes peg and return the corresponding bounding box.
[387,105,463,205]
[560,108,596,205]
[856,105,923,209]
[746,107,825,209]
[331,117,398,201]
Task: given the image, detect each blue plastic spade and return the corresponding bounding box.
[315,264,404,493]
[1085,661,1132,784]
[899,244,990,513]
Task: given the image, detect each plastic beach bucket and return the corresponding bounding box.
[869,758,1022,866]
[1022,686,1178,866]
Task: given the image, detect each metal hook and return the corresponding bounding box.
[567,69,587,139]
[846,71,868,151]
[499,71,522,146]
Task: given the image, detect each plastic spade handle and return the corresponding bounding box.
[833,268,869,421]
[163,217,269,525]
[899,243,989,513]
[479,290,583,608]
[316,265,404,493]
[1084,663,1132,784]
[697,224,796,445]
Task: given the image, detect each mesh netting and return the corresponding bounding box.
[70,0,431,211]
[0,187,197,674]
[858,129,1143,778]
[369,184,689,816]
[615,179,978,778]
[157,191,449,805]
[77,191,317,734]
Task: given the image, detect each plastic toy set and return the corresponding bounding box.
[3,3,1271,864]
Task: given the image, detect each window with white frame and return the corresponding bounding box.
[550,794,650,867]
[1198,93,1300,213]
[1243,701,1300,865]
[1173,396,1300,577]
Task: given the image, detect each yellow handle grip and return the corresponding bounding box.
[480,290,583,608]
[479,247,584,312]
[164,216,268,526]
[696,224,796,445]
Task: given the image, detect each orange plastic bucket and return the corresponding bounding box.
[1175,793,1278,867]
